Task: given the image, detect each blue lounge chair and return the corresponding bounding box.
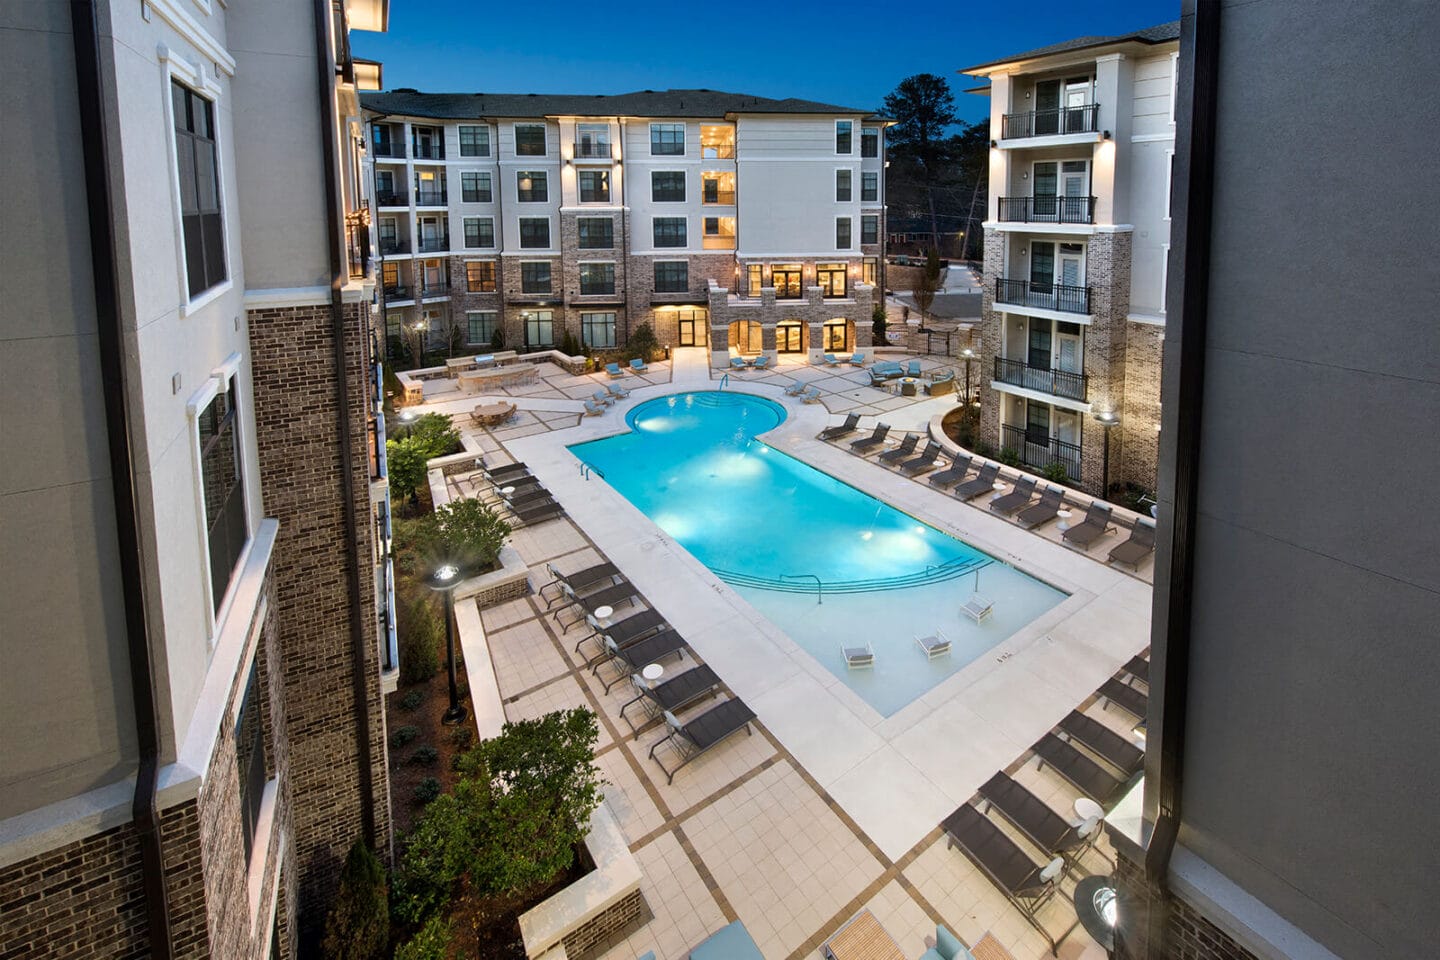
[592,388,615,406]
[604,361,625,378]
[689,921,765,960]
[729,356,749,371]
[630,357,649,373]
[605,382,629,400]
[583,399,606,416]
[907,359,923,377]
[750,354,771,370]
[848,352,866,366]
[823,353,841,366]
[783,380,807,397]
[801,386,823,403]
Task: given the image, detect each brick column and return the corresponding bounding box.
[976,233,1006,452]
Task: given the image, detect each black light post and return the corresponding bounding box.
[961,348,976,407]
[428,563,467,725]
[1094,411,1120,497]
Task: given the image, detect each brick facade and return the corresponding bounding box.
[1113,847,1262,960]
[1119,320,1163,492]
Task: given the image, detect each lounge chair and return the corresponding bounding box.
[900,440,944,476]
[751,354,771,370]
[593,630,689,693]
[916,630,951,659]
[961,594,994,623]
[689,921,765,960]
[877,433,920,465]
[539,561,622,608]
[554,578,639,633]
[841,640,875,668]
[605,382,630,400]
[1098,677,1148,720]
[989,477,1038,516]
[605,361,625,378]
[977,771,1096,862]
[783,380,808,397]
[917,924,972,960]
[801,386,823,403]
[620,664,722,734]
[819,413,860,441]
[848,352,866,366]
[494,486,552,512]
[929,454,973,489]
[511,498,566,526]
[942,804,1069,954]
[1059,710,1144,777]
[1122,655,1150,684]
[849,423,890,454]
[1031,733,1127,807]
[592,389,615,406]
[1108,521,1157,568]
[648,698,757,784]
[630,357,649,373]
[1016,485,1065,528]
[925,370,956,396]
[823,353,841,366]
[478,458,530,480]
[729,356,749,371]
[583,398,606,416]
[954,463,1001,501]
[906,359,922,377]
[578,608,668,660]
[1062,502,1117,549]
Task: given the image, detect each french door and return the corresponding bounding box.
[777,322,803,352]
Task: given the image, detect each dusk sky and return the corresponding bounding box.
[354,0,1179,125]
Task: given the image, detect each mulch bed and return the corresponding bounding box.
[385,656,474,838]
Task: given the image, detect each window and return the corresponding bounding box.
[381,260,399,291]
[650,122,685,155]
[172,81,226,298]
[1166,151,1175,219]
[578,262,615,295]
[524,310,554,347]
[836,170,852,202]
[235,659,266,863]
[747,263,763,294]
[463,218,494,249]
[861,128,879,158]
[199,376,246,612]
[862,257,877,286]
[519,218,550,248]
[465,261,496,292]
[420,258,445,293]
[817,263,846,298]
[653,261,688,293]
[861,172,878,202]
[412,125,443,159]
[459,125,490,157]
[577,217,613,249]
[517,171,547,202]
[836,217,852,249]
[771,263,802,299]
[861,215,878,245]
[466,310,497,343]
[578,169,610,203]
[371,123,396,156]
[835,120,853,154]
[514,123,546,156]
[520,262,552,293]
[651,171,686,202]
[823,319,850,352]
[581,312,617,348]
[461,171,491,203]
[653,217,687,247]
[576,123,610,158]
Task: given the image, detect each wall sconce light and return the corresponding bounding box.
[1020,247,1028,256]
[990,140,998,148]
[1102,130,1112,140]
[565,157,573,165]
[1021,171,1028,179]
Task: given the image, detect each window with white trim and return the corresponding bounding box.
[466,310,497,344]
[459,125,490,157]
[580,312,617,348]
[172,81,226,297]
[835,120,853,154]
[836,217,852,249]
[524,310,555,347]
[235,658,266,863]
[578,262,615,295]
[520,261,551,293]
[836,169,852,202]
[515,123,546,156]
[519,218,550,248]
[199,375,247,613]
[650,123,685,155]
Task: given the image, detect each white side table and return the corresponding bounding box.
[1073,797,1104,824]
[593,605,614,627]
[641,663,664,683]
[1056,509,1073,531]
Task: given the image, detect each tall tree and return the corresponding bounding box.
[912,249,942,327]
[882,74,959,251]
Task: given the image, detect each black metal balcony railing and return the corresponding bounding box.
[416,235,450,253]
[412,143,444,160]
[702,190,736,205]
[993,356,1089,402]
[376,191,408,207]
[378,238,408,255]
[575,142,611,158]
[382,284,411,300]
[1001,103,1101,140]
[414,189,447,206]
[371,141,405,158]
[997,196,1097,224]
[420,285,448,298]
[995,277,1091,314]
[1001,423,1081,481]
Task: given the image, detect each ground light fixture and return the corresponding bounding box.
[960,348,976,407]
[1073,874,1118,950]
[1094,411,1121,495]
[428,562,467,725]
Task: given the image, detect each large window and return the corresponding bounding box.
[465,261,496,292]
[172,81,226,298]
[235,659,266,863]
[863,257,877,286]
[747,264,763,294]
[578,262,615,296]
[578,169,610,203]
[836,217,852,249]
[835,120,853,154]
[463,217,494,249]
[653,217,687,248]
[772,263,802,299]
[466,310,497,344]
[823,319,850,352]
[576,123,610,158]
[459,125,490,157]
[524,310,555,347]
[861,128,879,158]
[520,262,552,293]
[651,171,686,202]
[199,376,246,612]
[461,171,491,203]
[577,217,613,249]
[817,263,847,298]
[581,312,617,348]
[519,218,550,248]
[514,123,546,156]
[654,261,688,293]
[861,215,878,245]
[650,122,685,155]
[517,171,547,202]
[835,170,852,202]
[861,172,878,202]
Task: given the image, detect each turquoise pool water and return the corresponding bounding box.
[569,392,1066,715]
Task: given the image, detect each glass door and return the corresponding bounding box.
[1061,160,1089,221]
[677,308,707,346]
[1034,80,1060,135]
[1058,243,1085,288]
[1033,162,1058,220]
[1029,241,1055,305]
[1064,78,1091,132]
[777,322,803,352]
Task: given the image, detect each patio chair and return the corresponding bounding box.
[648,698,757,784]
[729,356,749,371]
[954,462,1001,501]
[801,386,823,403]
[961,593,994,623]
[900,440,944,476]
[751,354,771,370]
[925,370,956,396]
[493,486,552,512]
[823,353,841,366]
[841,640,875,668]
[605,382,630,400]
[989,477,1038,516]
[605,361,625,378]
[1062,502,1117,549]
[1059,710,1144,777]
[620,664,722,734]
[577,608,668,661]
[1122,654,1150,684]
[783,380,808,397]
[511,498,566,527]
[1108,521,1157,568]
[916,630,951,659]
[1016,485,1065,528]
[1031,733,1128,807]
[592,388,615,406]
[1098,677,1148,720]
[688,920,765,960]
[976,772,1098,863]
[553,578,639,633]
[848,352,866,366]
[906,359,922,377]
[593,630,689,693]
[478,458,530,480]
[627,358,649,374]
[583,398,606,416]
[819,413,861,441]
[849,423,890,454]
[877,433,920,465]
[929,454,973,489]
[539,561,622,608]
[917,924,971,960]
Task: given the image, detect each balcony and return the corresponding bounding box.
[702,190,736,205]
[995,278,1091,315]
[419,285,449,299]
[993,356,1088,402]
[1001,104,1101,140]
[702,233,736,251]
[382,284,412,301]
[376,191,408,207]
[1001,423,1081,481]
[415,189,448,206]
[997,196,1096,225]
[371,142,405,159]
[378,239,409,255]
[416,235,450,253]
[412,143,444,160]
[575,142,611,159]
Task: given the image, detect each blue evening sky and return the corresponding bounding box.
[354,0,1179,125]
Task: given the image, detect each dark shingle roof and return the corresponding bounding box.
[361,88,880,121]
[961,21,1181,74]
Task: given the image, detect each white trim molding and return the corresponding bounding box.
[990,379,1093,414]
[149,2,236,76]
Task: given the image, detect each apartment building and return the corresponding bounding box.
[360,90,887,365]
[964,22,1177,496]
[0,0,393,956]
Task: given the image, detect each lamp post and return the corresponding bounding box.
[1094,411,1120,497]
[961,348,976,407]
[428,563,467,725]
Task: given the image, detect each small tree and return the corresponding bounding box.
[407,413,461,459]
[627,322,660,363]
[386,438,429,503]
[871,303,888,344]
[912,249,942,326]
[322,841,389,960]
[419,498,512,574]
[403,320,428,369]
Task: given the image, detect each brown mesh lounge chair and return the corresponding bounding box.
[620,664,722,735]
[1108,521,1156,568]
[900,441,944,476]
[976,772,1097,861]
[511,498,566,527]
[877,433,920,465]
[1122,655,1149,684]
[1016,485,1065,528]
[576,608,668,660]
[649,698,757,784]
[540,561,622,608]
[990,477,1038,516]
[554,579,639,632]
[955,462,1001,501]
[1062,502,1117,549]
[928,453,973,489]
[1031,733,1127,807]
[849,423,890,453]
[819,413,861,441]
[1059,711,1144,777]
[593,630,689,693]
[479,458,530,480]
[1098,677,1148,719]
[942,804,1071,955]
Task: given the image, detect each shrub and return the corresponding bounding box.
[998,447,1020,467]
[415,498,511,575]
[390,725,419,749]
[414,777,442,805]
[627,322,660,363]
[1108,481,1153,512]
[322,841,388,960]
[448,726,474,750]
[1042,462,1071,484]
[410,745,439,766]
[408,413,462,459]
[559,329,582,357]
[974,440,995,459]
[490,326,505,351]
[394,916,451,960]
[386,438,429,503]
[399,689,425,712]
[397,592,440,684]
[871,304,888,343]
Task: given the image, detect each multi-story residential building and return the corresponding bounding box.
[360,90,887,365]
[0,0,394,955]
[964,22,1178,495]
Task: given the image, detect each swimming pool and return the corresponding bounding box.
[569,392,1066,716]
